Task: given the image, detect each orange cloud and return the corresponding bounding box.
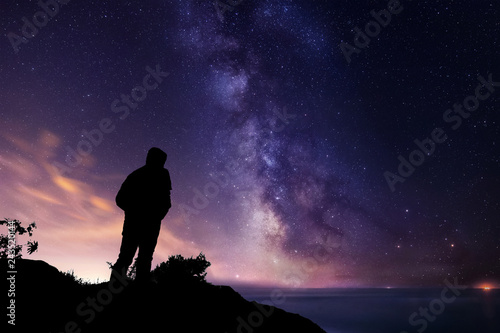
[90,195,115,213]
[39,129,61,149]
[52,175,86,194]
[17,185,63,205]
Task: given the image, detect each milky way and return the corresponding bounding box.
[0,0,499,287]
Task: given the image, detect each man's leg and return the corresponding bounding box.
[136,222,161,282]
[111,219,140,280]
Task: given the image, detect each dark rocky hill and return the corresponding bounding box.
[1,259,326,333]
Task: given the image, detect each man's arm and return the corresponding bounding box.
[115,176,132,211]
[158,170,172,219]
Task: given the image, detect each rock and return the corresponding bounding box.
[1,259,326,333]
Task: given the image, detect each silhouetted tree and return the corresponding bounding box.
[0,218,38,259]
[152,253,211,284]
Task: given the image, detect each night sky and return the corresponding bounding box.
[1,0,499,288]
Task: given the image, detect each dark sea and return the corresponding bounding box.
[233,287,500,333]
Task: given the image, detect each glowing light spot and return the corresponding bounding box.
[53,176,80,193]
[90,196,114,213]
[474,281,498,290]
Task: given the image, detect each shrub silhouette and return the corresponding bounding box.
[0,218,38,259]
[152,253,211,284]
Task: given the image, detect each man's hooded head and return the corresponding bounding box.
[146,147,167,167]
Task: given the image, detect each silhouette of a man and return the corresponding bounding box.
[111,147,172,282]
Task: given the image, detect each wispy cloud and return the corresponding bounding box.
[0,127,198,281]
